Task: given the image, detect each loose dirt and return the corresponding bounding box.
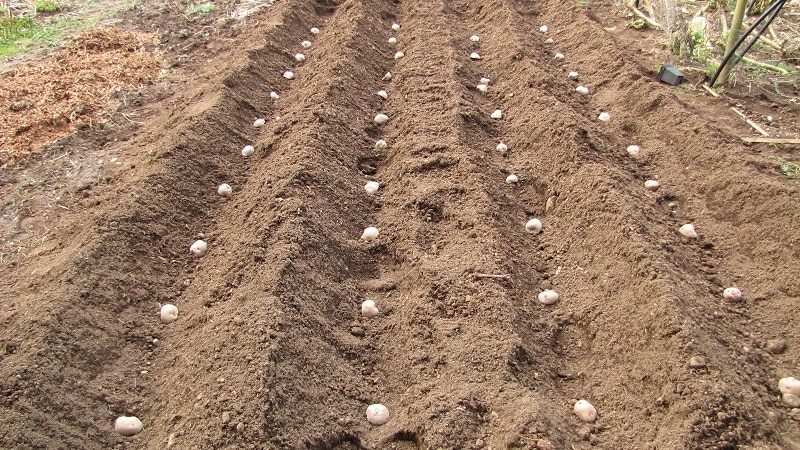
[1,0,799,449]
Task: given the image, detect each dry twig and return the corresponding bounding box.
[471,273,511,280]
[731,107,769,136]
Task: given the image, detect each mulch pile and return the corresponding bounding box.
[0,27,161,168]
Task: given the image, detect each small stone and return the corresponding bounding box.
[236,422,245,431]
[222,411,231,424]
[782,393,800,408]
[545,196,556,212]
[350,326,365,337]
[536,439,556,450]
[767,410,783,424]
[337,417,352,426]
[765,339,786,354]
[689,356,706,368]
[790,408,800,421]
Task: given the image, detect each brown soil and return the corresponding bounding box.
[1,0,800,449]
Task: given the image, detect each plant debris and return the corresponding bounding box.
[0,27,161,168]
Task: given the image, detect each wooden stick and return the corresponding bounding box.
[731,107,769,136]
[471,273,511,280]
[741,137,800,144]
[702,84,720,97]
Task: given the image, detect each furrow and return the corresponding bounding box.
[357,1,579,448]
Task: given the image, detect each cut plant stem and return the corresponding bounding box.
[627,5,662,29]
[720,9,728,34]
[743,22,783,50]
[718,0,748,84]
[741,56,789,74]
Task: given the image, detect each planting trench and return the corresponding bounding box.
[1,0,799,449]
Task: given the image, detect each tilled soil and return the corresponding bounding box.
[1,0,800,449]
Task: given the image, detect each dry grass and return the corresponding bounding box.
[0,27,161,168]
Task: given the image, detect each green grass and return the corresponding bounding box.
[0,17,44,57]
[35,0,63,13]
[0,0,143,58]
[186,2,215,15]
[704,60,720,78]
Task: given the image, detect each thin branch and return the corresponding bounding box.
[731,107,769,136]
[741,137,800,144]
[471,273,511,280]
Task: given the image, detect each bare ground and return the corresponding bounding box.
[1,0,800,449]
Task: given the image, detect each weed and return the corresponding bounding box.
[762,153,800,183]
[185,2,215,15]
[775,156,800,182]
[0,0,147,57]
[704,60,720,78]
[0,16,43,57]
[35,0,62,13]
[628,19,647,29]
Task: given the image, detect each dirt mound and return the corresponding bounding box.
[1,0,799,449]
[0,27,160,168]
